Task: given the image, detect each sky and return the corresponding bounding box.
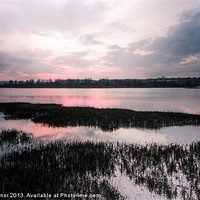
[0,0,200,81]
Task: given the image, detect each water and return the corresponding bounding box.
[0,117,200,144]
[0,88,200,143]
[0,88,200,114]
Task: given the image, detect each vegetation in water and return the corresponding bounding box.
[0,129,33,144]
[0,130,122,199]
[0,130,200,199]
[0,102,199,131]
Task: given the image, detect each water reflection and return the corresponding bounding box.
[0,116,199,144]
[113,169,167,200]
[0,88,199,114]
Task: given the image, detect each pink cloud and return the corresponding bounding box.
[33,65,86,80]
[87,65,121,74]
[17,71,29,77]
[0,70,31,80]
[0,72,13,80]
[180,55,200,65]
[133,49,153,55]
[33,73,73,80]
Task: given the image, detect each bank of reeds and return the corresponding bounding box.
[0,130,121,199]
[0,130,200,199]
[0,102,199,131]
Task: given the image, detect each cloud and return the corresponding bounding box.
[0,49,58,80]
[0,0,107,34]
[51,51,93,67]
[81,34,102,45]
[0,51,10,70]
[0,51,36,73]
[148,11,200,63]
[101,9,200,77]
[0,1,200,80]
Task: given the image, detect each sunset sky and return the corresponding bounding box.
[0,0,200,81]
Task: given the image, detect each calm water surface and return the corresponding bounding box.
[0,116,199,144]
[0,88,200,114]
[0,87,200,144]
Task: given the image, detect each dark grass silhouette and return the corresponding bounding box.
[0,102,200,131]
[0,130,200,199]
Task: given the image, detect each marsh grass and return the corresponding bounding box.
[0,130,121,199]
[0,130,200,199]
[0,129,33,144]
[0,102,199,131]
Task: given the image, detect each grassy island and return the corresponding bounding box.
[0,102,200,130]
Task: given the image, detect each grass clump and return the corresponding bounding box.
[0,129,33,144]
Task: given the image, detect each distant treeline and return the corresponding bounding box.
[0,77,200,88]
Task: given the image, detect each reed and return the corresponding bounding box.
[0,129,33,144]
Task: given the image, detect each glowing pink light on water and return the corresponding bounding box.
[58,96,120,108]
